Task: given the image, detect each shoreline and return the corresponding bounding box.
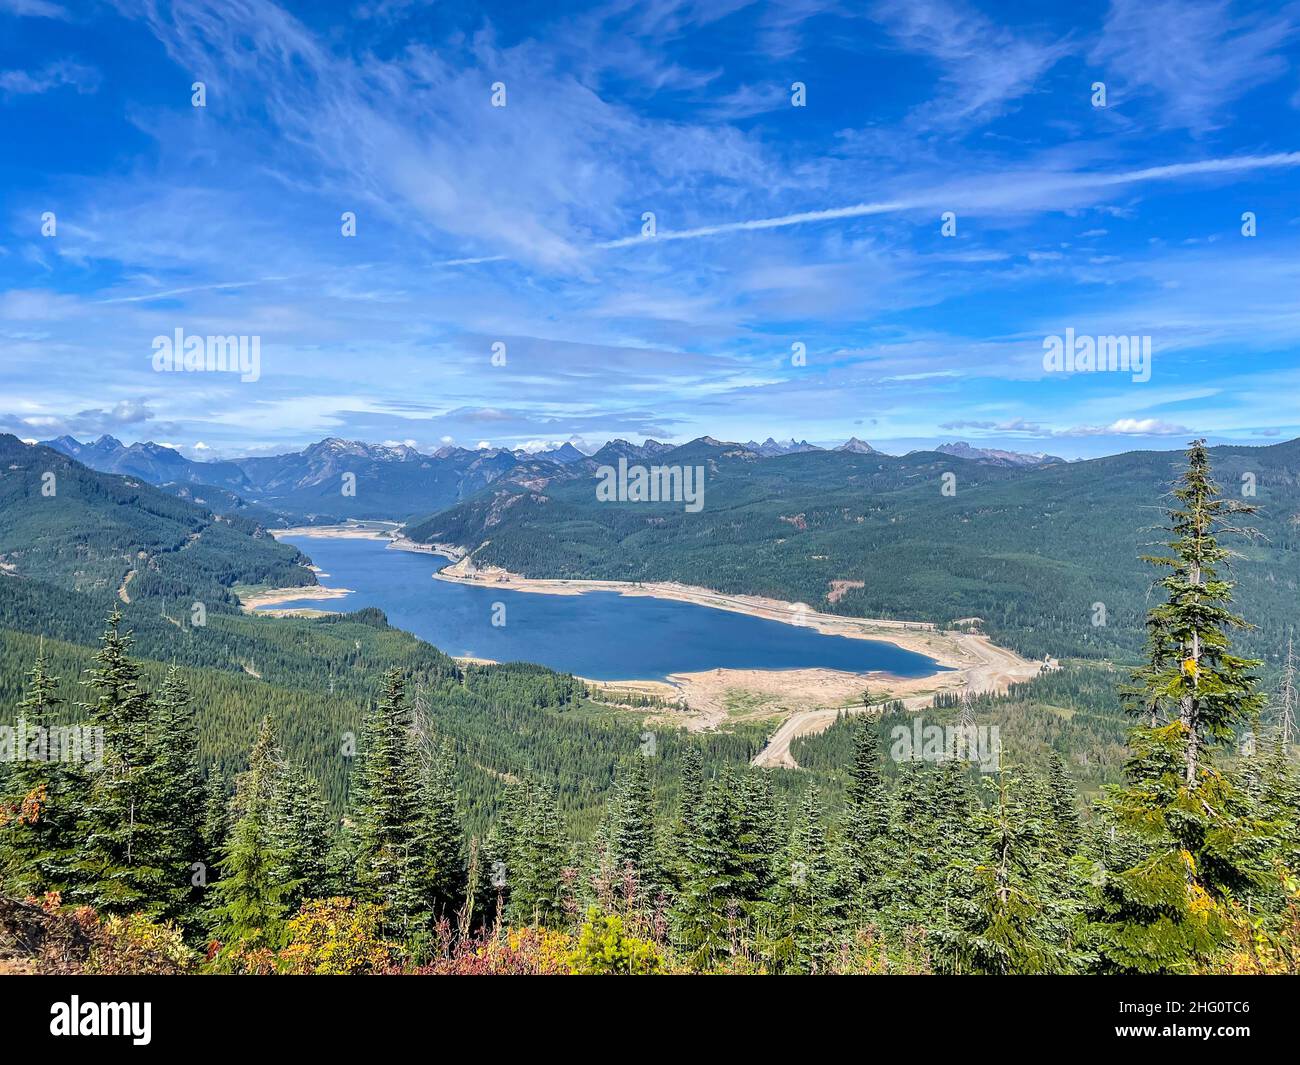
[435,555,961,664]
[237,583,354,611]
[431,556,1044,735]
[248,523,1045,743]
[271,522,463,560]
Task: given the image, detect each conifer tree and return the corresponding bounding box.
[1045,752,1081,857]
[199,771,230,869]
[663,745,705,898]
[765,787,834,973]
[73,612,167,916]
[1249,736,1300,916]
[501,780,567,927]
[947,763,1063,975]
[0,652,82,895]
[147,666,205,923]
[837,719,889,918]
[602,754,660,906]
[1092,441,1270,973]
[672,767,748,967]
[734,771,780,906]
[269,763,334,913]
[209,718,291,958]
[884,759,977,936]
[414,738,465,919]
[351,669,429,936]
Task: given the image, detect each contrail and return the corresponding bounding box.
[431,151,1300,266]
[97,276,295,304]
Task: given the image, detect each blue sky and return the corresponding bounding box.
[1,0,1298,460]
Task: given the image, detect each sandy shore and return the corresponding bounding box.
[271,523,463,560]
[272,521,402,539]
[238,584,355,611]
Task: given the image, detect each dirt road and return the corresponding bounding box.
[751,632,1043,769]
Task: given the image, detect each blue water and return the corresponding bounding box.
[262,535,947,682]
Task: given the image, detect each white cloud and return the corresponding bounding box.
[1090,0,1297,132]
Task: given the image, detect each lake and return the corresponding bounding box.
[262,535,948,682]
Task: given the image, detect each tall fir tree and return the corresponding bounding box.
[837,719,890,919]
[147,666,205,923]
[72,612,167,916]
[672,767,749,967]
[269,763,335,914]
[734,771,780,907]
[601,753,660,907]
[764,786,835,973]
[209,718,292,960]
[501,780,568,928]
[0,651,83,896]
[1045,751,1081,858]
[413,737,465,920]
[351,669,430,937]
[946,763,1065,975]
[1092,440,1270,973]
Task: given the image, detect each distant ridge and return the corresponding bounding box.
[743,437,823,457]
[934,441,1065,467]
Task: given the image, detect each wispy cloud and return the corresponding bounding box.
[0,59,98,95]
[870,0,1072,126]
[1090,0,1298,132]
[0,0,69,18]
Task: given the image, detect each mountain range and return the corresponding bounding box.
[40,433,1064,523]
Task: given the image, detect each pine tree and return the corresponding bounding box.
[947,762,1064,975]
[663,744,705,899]
[350,669,429,937]
[1248,736,1300,917]
[72,612,167,916]
[501,780,567,928]
[1127,440,1265,777]
[199,771,230,869]
[602,754,660,907]
[269,763,334,914]
[1045,751,1081,857]
[147,666,205,923]
[1092,441,1270,973]
[413,738,465,920]
[209,718,291,959]
[0,652,82,895]
[734,771,780,907]
[837,719,889,918]
[672,767,749,967]
[765,786,834,973]
[884,759,977,935]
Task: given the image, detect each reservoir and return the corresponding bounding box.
[263,534,948,682]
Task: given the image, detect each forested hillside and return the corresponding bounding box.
[408,437,1300,663]
[0,435,315,607]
